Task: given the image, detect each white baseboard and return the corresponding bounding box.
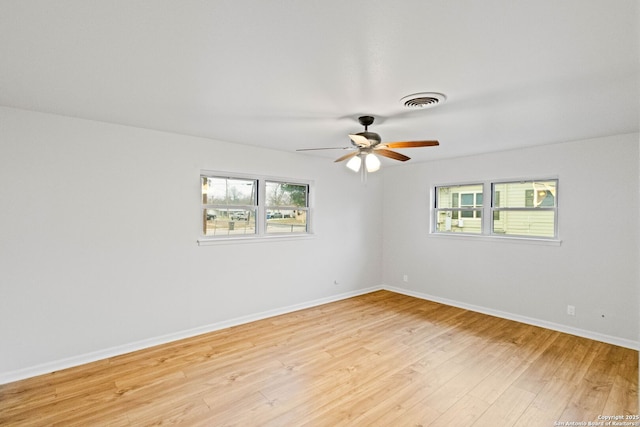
[0,286,383,385]
[3,284,635,385]
[383,285,640,351]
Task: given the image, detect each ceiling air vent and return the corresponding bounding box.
[400,92,447,109]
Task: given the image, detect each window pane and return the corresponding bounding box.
[492,210,555,237]
[266,182,308,207]
[202,177,256,205]
[265,181,309,234]
[436,184,482,208]
[493,180,556,208]
[266,209,307,234]
[203,208,256,236]
[435,184,483,234]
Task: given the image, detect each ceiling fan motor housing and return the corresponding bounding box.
[358,131,381,146]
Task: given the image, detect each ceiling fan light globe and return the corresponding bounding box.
[365,153,381,172]
[346,155,362,172]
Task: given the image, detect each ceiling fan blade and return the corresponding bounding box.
[348,134,371,147]
[334,151,359,163]
[375,148,411,162]
[296,146,352,151]
[381,140,439,149]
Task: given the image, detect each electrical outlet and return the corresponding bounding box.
[567,305,576,316]
[403,274,408,283]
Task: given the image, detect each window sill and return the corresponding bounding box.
[198,233,317,246]
[429,232,562,246]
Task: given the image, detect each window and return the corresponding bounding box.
[202,176,258,236]
[434,184,484,234]
[433,179,558,240]
[201,172,311,239]
[492,180,557,238]
[265,181,309,234]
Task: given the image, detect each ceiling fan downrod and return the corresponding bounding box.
[358,115,375,131]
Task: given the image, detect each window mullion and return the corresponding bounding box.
[483,182,491,235]
[257,180,265,235]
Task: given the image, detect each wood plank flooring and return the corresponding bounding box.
[0,290,637,426]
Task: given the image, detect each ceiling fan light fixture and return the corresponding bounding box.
[400,92,447,109]
[346,155,362,172]
[365,153,381,172]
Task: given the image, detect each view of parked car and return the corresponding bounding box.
[230,211,249,220]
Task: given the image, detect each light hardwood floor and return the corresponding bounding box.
[1,290,637,426]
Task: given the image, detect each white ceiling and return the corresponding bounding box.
[1,1,638,164]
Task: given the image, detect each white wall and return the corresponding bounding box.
[382,133,639,347]
[2,106,637,383]
[0,107,383,381]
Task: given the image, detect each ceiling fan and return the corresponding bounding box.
[297,115,439,175]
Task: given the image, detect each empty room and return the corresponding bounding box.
[0,1,638,425]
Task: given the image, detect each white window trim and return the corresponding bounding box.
[198,170,314,245]
[198,233,317,246]
[428,232,562,246]
[431,177,561,245]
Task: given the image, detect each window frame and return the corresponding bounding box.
[490,179,558,239]
[199,171,313,244]
[264,180,310,235]
[201,175,259,237]
[432,178,560,243]
[433,183,485,234]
